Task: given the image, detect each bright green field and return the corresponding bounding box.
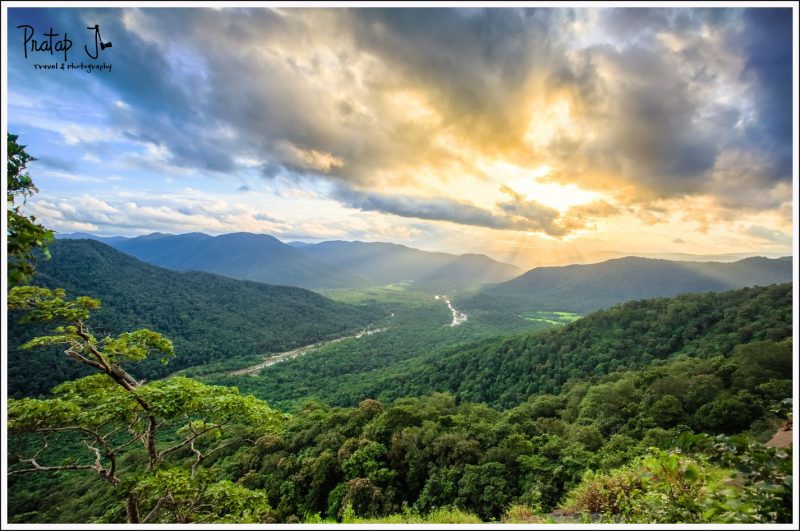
[522,310,582,325]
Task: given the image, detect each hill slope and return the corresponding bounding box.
[298,240,522,290]
[7,239,377,397]
[462,255,793,314]
[364,283,794,408]
[107,232,367,289]
[212,283,792,410]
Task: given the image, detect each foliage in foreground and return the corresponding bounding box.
[561,435,792,524]
[7,286,285,523]
[7,133,53,286]
[9,335,792,523]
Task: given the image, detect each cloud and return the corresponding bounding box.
[35,155,76,172]
[274,141,345,173]
[332,183,619,237]
[332,185,524,232]
[6,7,792,237]
[746,225,792,246]
[739,9,793,182]
[495,186,567,236]
[25,189,425,243]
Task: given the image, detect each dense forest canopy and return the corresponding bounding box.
[9,335,793,523]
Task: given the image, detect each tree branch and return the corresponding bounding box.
[24,426,120,484]
[9,460,97,475]
[190,440,204,478]
[141,496,166,524]
[157,423,222,461]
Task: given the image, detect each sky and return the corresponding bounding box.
[4,5,796,268]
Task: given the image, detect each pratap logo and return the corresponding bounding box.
[17,23,113,72]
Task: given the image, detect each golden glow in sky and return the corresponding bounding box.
[6,7,794,268]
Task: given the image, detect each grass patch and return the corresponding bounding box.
[340,507,482,524]
[522,310,582,325]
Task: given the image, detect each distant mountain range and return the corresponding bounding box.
[461,255,793,314]
[293,240,522,290]
[8,239,376,397]
[56,233,791,303]
[57,232,522,291]
[60,232,366,289]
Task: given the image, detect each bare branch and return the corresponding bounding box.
[190,440,204,478]
[110,432,147,454]
[85,440,103,471]
[142,496,167,524]
[157,424,222,460]
[9,460,97,476]
[17,426,120,484]
[205,439,242,459]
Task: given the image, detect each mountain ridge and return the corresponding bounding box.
[58,232,523,291]
[461,254,793,314]
[102,232,367,289]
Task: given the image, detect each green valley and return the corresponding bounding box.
[7,239,380,397]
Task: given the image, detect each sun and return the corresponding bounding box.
[490,162,606,212]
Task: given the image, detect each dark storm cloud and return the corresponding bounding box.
[611,71,719,192]
[543,8,792,210]
[740,8,793,182]
[332,185,520,231]
[545,41,722,198]
[331,184,598,237]
[8,7,236,173]
[348,8,570,150]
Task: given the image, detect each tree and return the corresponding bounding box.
[7,133,53,286]
[7,286,285,522]
[456,462,511,520]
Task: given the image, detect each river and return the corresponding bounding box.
[435,295,468,326]
[227,326,388,376]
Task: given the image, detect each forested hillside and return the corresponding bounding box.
[215,283,792,409]
[7,239,378,397]
[107,232,367,289]
[463,255,792,314]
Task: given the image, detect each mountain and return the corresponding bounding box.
[56,232,130,245]
[296,240,522,290]
[7,239,378,397]
[105,232,367,289]
[461,255,793,315]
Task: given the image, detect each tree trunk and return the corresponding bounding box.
[126,492,140,523]
[146,416,158,469]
